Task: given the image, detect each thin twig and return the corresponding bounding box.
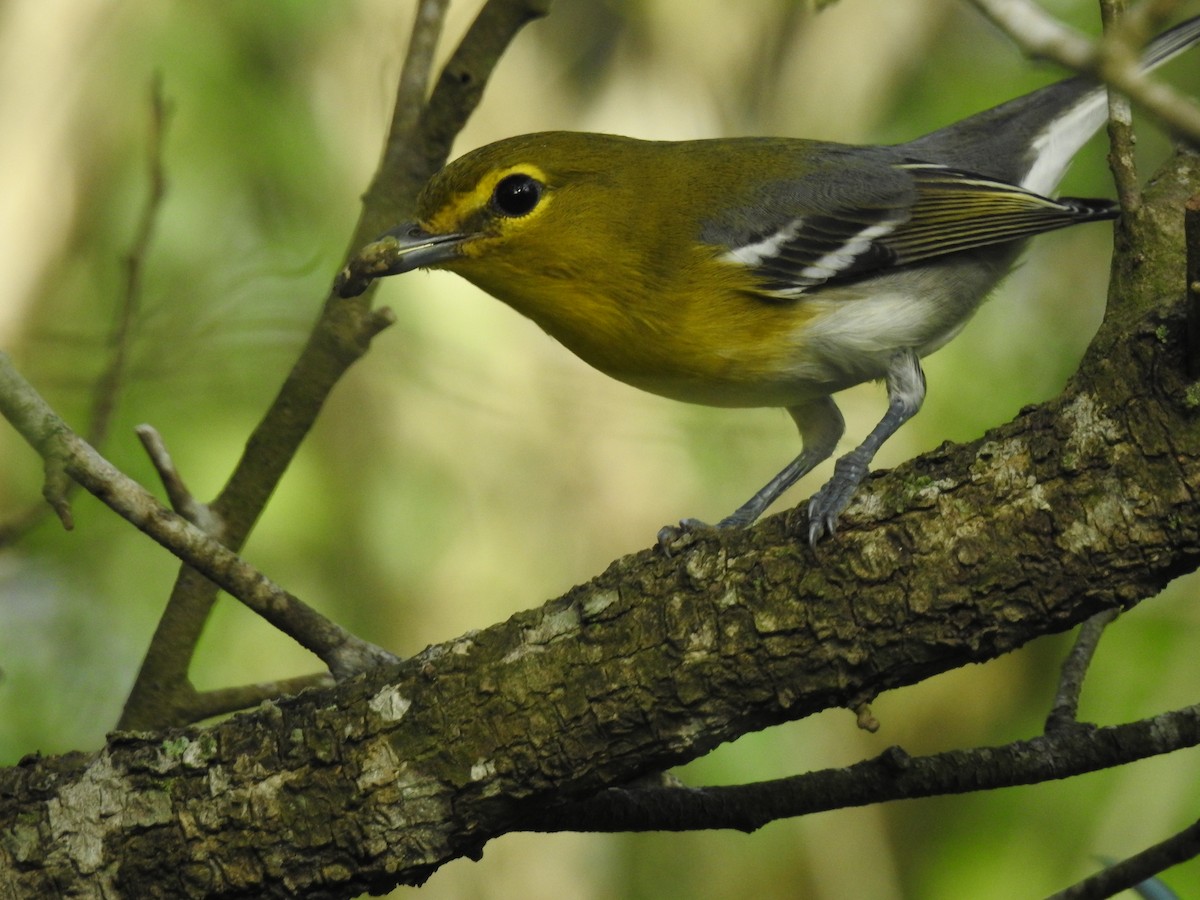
[0,351,398,680]
[185,673,336,722]
[135,424,221,534]
[1101,0,1143,217]
[0,77,170,548]
[119,0,547,731]
[113,672,335,730]
[1044,608,1119,732]
[1047,817,1200,899]
[356,0,554,242]
[522,702,1200,834]
[389,0,451,147]
[91,74,169,451]
[971,0,1097,68]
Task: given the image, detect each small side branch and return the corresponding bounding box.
[186,673,336,722]
[91,75,170,452]
[1047,817,1200,899]
[0,77,170,548]
[135,424,221,533]
[1045,608,1119,732]
[119,0,545,733]
[388,0,451,161]
[0,351,397,680]
[1101,0,1143,218]
[522,703,1200,835]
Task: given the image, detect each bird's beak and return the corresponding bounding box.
[334,223,466,298]
[376,223,467,274]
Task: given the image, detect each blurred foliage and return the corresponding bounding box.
[2,1,1199,897]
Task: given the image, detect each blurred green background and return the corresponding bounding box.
[2,0,1199,897]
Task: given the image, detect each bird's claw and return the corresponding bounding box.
[806,456,868,546]
[656,517,713,556]
[806,494,842,547]
[661,462,864,554]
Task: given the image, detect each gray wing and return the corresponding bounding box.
[704,160,1116,300]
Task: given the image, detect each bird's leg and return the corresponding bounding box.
[656,396,844,553]
[719,395,845,527]
[806,348,925,545]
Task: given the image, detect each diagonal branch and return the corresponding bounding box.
[0,76,170,547]
[118,0,552,731]
[520,704,1200,834]
[357,0,554,243]
[92,74,170,454]
[1101,0,1145,218]
[0,350,397,680]
[1044,609,1120,732]
[1047,817,1200,898]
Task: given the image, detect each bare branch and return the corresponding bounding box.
[119,1,547,729]
[0,76,170,547]
[522,703,1200,834]
[1101,0,1144,217]
[389,0,451,148]
[1044,609,1119,732]
[355,0,554,242]
[0,351,397,680]
[3,430,1198,897]
[92,75,169,451]
[1047,817,1200,899]
[971,0,1098,68]
[135,424,220,534]
[186,673,335,722]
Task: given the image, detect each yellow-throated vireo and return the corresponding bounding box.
[338,16,1200,548]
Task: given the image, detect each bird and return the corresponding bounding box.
[336,15,1200,549]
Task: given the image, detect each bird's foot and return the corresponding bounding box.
[806,454,870,546]
[656,517,715,557]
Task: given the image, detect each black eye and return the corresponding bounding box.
[491,173,544,217]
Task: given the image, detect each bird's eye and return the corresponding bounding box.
[490,173,544,217]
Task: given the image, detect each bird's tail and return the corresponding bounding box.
[902,15,1200,194]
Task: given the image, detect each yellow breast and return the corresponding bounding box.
[449,247,826,408]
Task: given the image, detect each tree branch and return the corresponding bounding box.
[356,0,554,243]
[1044,609,1119,732]
[0,76,170,547]
[0,352,397,680]
[3,284,1198,893]
[1101,0,1144,219]
[2,342,1198,897]
[2,5,1197,896]
[134,425,218,533]
[1047,817,1200,899]
[520,704,1200,834]
[117,0,551,730]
